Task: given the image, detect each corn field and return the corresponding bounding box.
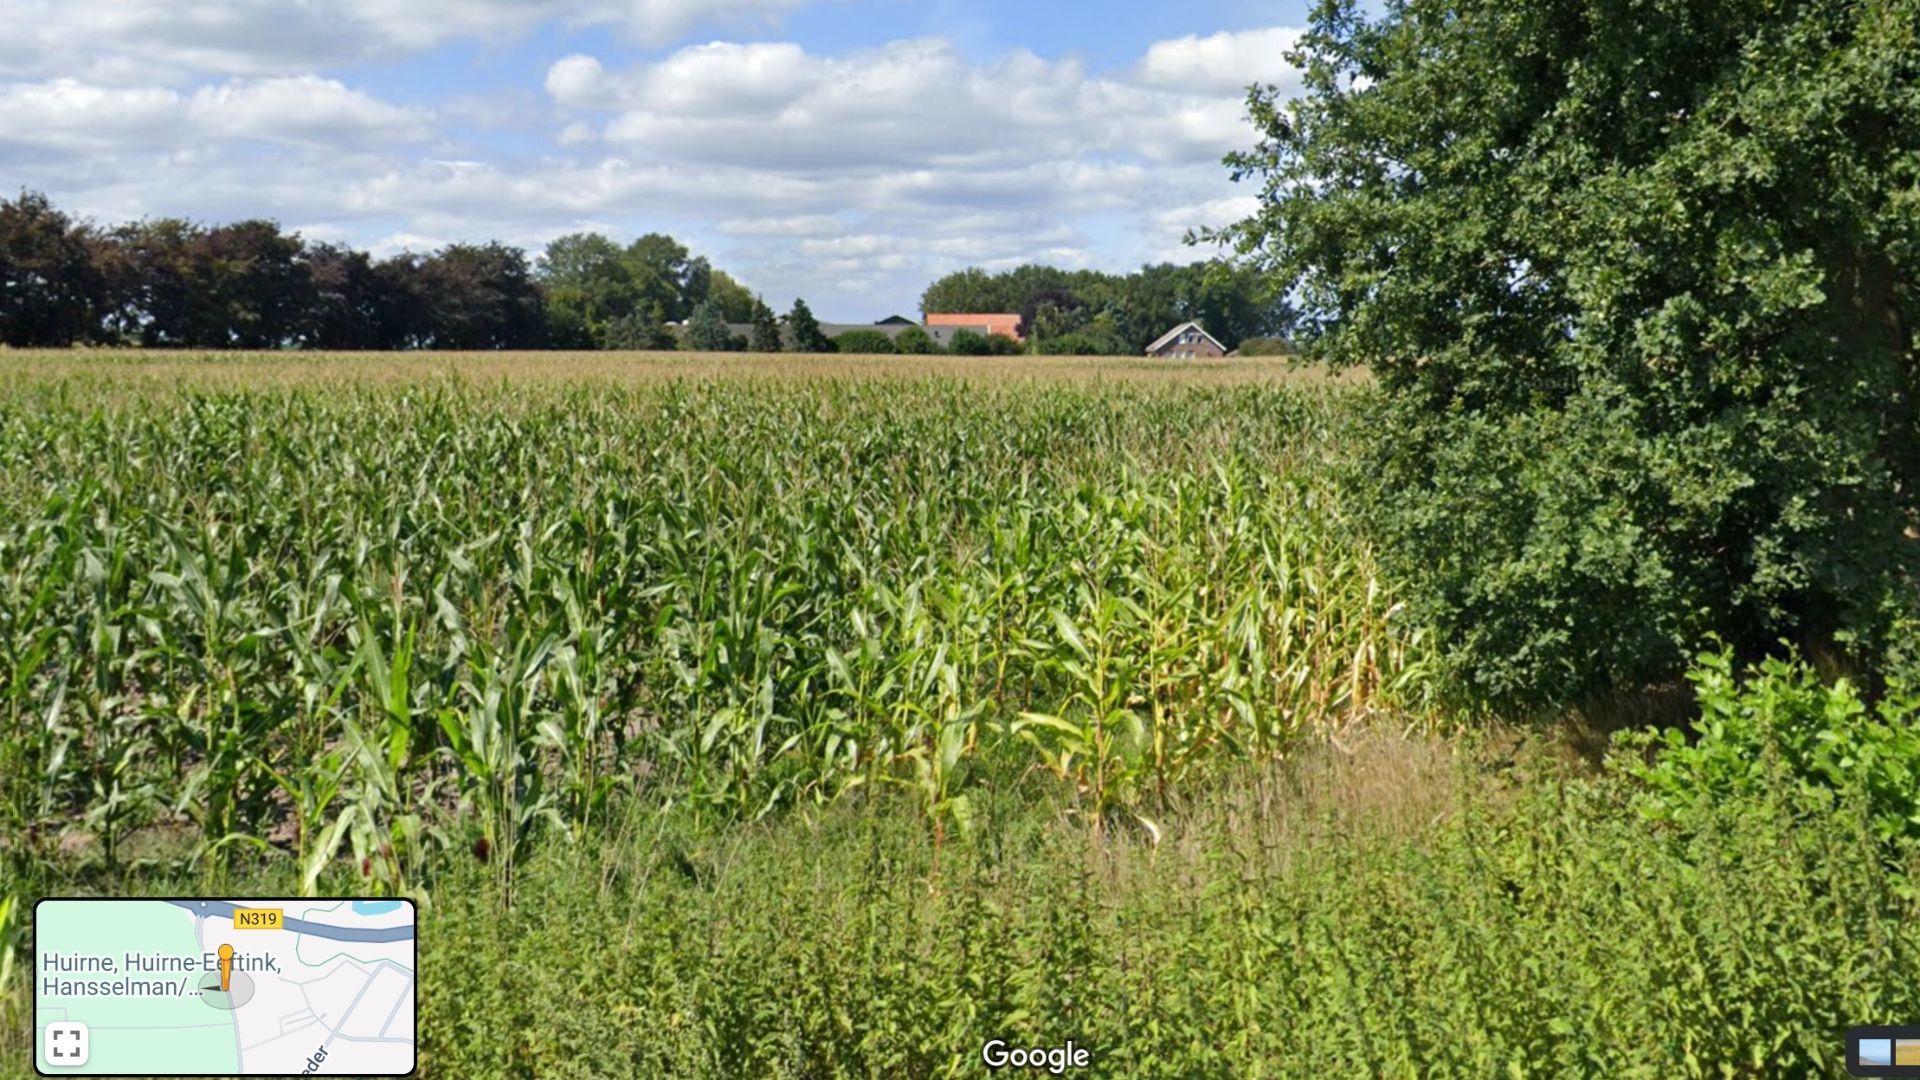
[0,366,1430,902]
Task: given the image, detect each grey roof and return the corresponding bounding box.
[1145,321,1225,355]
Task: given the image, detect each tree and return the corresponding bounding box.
[367,254,430,349]
[0,196,777,356]
[920,267,1003,315]
[416,242,546,350]
[1109,263,1187,352]
[786,298,831,353]
[539,232,634,345]
[539,232,627,288]
[707,270,758,324]
[749,298,783,352]
[625,234,702,323]
[302,243,385,349]
[201,220,311,348]
[1177,261,1290,352]
[104,218,222,346]
[1018,287,1087,343]
[91,217,316,348]
[687,298,736,352]
[1215,0,1920,705]
[604,306,677,350]
[893,325,938,354]
[543,303,595,349]
[0,191,103,346]
[831,328,897,354]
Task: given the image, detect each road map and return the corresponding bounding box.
[34,898,415,1076]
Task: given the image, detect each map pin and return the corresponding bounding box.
[218,944,234,993]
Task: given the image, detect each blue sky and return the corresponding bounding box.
[0,0,1314,319]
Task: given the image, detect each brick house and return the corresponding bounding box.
[1145,321,1226,359]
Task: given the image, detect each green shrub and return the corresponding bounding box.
[1235,336,1294,357]
[892,325,938,354]
[948,329,990,355]
[1619,649,1920,849]
[829,328,897,354]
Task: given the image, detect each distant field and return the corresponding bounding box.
[0,348,1357,391]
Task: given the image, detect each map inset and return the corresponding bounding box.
[34,898,415,1076]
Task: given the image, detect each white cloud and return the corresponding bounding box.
[1135,27,1306,96]
[0,1,826,80]
[557,120,600,146]
[1,16,1308,319]
[190,77,432,144]
[600,0,814,45]
[1150,195,1262,235]
[0,80,183,151]
[546,55,616,109]
[0,76,430,153]
[715,214,843,237]
[559,36,1275,172]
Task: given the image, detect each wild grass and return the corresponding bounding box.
[11,731,1906,1078]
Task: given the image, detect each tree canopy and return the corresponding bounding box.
[1215,0,1920,705]
[749,298,783,352]
[0,193,764,353]
[786,298,831,353]
[0,192,102,347]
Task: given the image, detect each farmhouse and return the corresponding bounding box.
[1145,321,1226,359]
[925,312,1024,343]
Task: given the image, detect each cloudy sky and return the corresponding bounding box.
[0,0,1308,320]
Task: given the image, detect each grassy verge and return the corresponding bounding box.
[8,731,1911,1078]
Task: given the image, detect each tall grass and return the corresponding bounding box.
[0,372,1428,907]
[407,734,1914,1078]
[15,735,1898,1077]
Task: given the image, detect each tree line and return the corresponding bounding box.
[0,191,834,352]
[1,189,1294,354]
[920,262,1296,354]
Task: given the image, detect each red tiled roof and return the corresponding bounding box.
[925,313,1024,342]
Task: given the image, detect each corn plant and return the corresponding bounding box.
[0,367,1435,888]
